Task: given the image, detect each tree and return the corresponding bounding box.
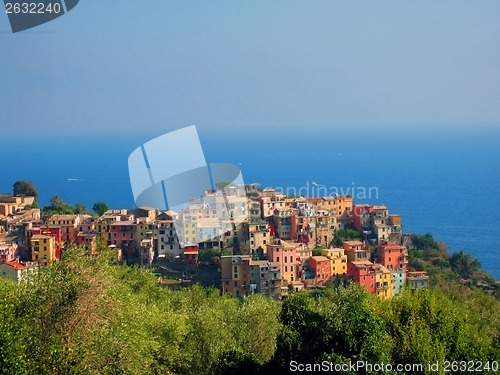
[412,233,438,251]
[50,195,64,211]
[74,203,87,214]
[93,202,109,216]
[13,180,38,200]
[450,251,481,279]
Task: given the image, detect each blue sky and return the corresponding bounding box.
[1,0,500,139]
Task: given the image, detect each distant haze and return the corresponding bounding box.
[1,1,500,136]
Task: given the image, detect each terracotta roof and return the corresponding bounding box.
[5,261,25,270]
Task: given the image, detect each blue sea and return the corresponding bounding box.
[2,129,499,279]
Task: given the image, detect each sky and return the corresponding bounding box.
[1,0,500,140]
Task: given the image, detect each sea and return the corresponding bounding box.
[2,128,499,279]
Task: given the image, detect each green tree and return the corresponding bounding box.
[450,251,481,279]
[92,201,109,216]
[411,233,438,250]
[13,180,38,200]
[50,194,64,210]
[74,203,87,214]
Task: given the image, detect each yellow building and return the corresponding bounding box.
[30,234,56,265]
[182,213,198,245]
[321,247,348,278]
[374,264,393,299]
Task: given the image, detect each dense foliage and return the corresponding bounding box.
[39,197,104,217]
[332,228,361,247]
[13,180,38,200]
[408,234,498,298]
[92,202,109,217]
[0,247,499,374]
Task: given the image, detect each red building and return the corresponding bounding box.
[309,256,331,286]
[377,242,408,271]
[28,227,63,260]
[110,221,136,255]
[347,260,376,294]
[183,245,199,267]
[352,204,374,232]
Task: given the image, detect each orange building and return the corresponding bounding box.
[309,256,332,286]
[377,242,408,271]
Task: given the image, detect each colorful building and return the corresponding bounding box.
[183,245,199,268]
[392,269,406,296]
[0,261,35,282]
[309,256,332,286]
[0,242,17,264]
[352,204,373,232]
[30,234,56,265]
[157,211,182,257]
[343,240,371,263]
[110,221,137,256]
[321,247,348,278]
[249,260,282,298]
[266,239,298,283]
[28,226,62,260]
[347,260,376,294]
[377,242,408,271]
[47,214,82,243]
[97,210,132,246]
[374,264,393,299]
[221,255,252,297]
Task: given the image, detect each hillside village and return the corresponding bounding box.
[0,186,428,299]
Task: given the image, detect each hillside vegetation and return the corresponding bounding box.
[0,247,499,375]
